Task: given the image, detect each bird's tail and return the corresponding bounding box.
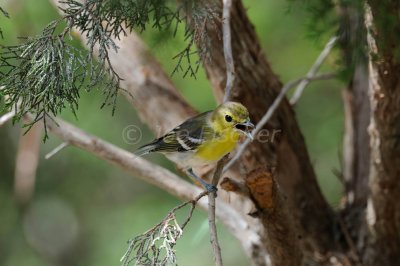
[134,142,157,157]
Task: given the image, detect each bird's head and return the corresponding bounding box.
[211,101,254,140]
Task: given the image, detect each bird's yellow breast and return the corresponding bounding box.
[195,130,240,162]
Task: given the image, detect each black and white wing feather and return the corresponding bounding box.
[134,111,213,156]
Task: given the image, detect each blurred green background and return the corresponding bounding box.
[0,0,344,265]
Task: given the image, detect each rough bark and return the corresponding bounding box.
[365,2,400,265]
[192,0,337,255]
[222,168,302,266]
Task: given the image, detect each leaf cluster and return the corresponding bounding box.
[0,20,110,140]
[172,1,220,78]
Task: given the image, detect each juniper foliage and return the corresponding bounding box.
[0,0,216,139]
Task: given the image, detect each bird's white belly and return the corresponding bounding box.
[165,151,211,169]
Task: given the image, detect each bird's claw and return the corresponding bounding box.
[205,183,218,193]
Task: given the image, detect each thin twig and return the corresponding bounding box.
[208,155,229,266]
[222,0,235,103]
[211,0,234,262]
[45,142,69,159]
[290,36,337,105]
[224,73,336,172]
[180,191,209,229]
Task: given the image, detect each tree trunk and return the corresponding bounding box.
[190,0,338,258]
[365,2,400,265]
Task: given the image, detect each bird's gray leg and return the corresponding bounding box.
[185,168,217,193]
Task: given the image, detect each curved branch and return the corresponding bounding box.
[208,156,228,266]
[26,112,266,265]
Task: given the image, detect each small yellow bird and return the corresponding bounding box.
[135,101,254,191]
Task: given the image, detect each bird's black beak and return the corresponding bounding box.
[235,120,255,140]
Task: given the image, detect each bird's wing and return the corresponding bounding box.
[135,111,213,155]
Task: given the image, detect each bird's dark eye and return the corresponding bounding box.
[225,115,233,122]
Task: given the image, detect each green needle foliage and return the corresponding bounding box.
[172,1,219,78]
[0,21,89,139]
[0,0,216,139]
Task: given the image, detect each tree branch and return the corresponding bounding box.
[211,4,236,261]
[191,0,338,256]
[224,73,336,173]
[47,2,271,264]
[45,142,69,159]
[290,36,337,105]
[24,112,266,264]
[364,3,400,265]
[14,120,41,204]
[208,155,228,266]
[0,110,15,126]
[222,0,235,103]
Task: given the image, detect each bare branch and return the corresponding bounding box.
[224,73,336,172]
[208,156,229,266]
[45,142,69,159]
[290,36,337,105]
[14,121,42,204]
[222,0,235,103]
[23,112,264,263]
[0,110,15,126]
